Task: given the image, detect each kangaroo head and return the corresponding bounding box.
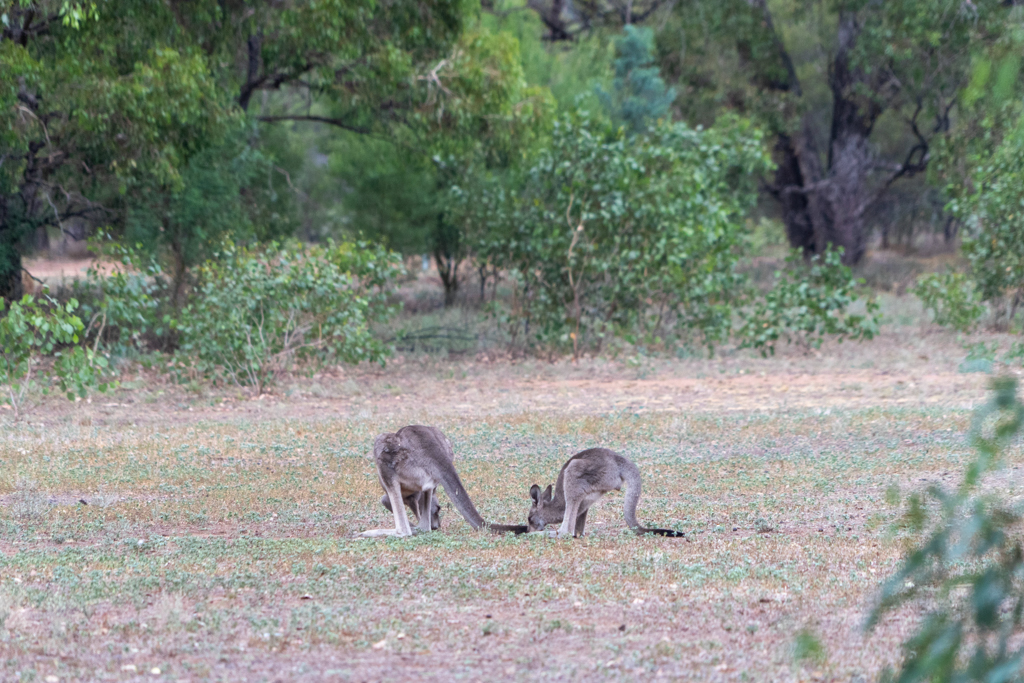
[528,484,556,531]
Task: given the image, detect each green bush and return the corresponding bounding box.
[913,271,985,333]
[869,377,1024,682]
[70,237,167,356]
[0,295,112,419]
[175,240,401,394]
[463,111,771,357]
[737,248,880,356]
[949,110,1024,330]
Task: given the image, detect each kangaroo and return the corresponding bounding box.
[527,448,684,538]
[378,432,452,532]
[360,425,526,537]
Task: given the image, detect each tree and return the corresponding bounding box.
[491,0,668,41]
[946,107,1024,330]
[318,27,554,306]
[462,111,770,355]
[124,126,295,307]
[596,25,675,134]
[656,0,1021,265]
[0,2,237,299]
[0,0,471,301]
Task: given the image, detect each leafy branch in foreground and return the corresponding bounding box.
[0,294,113,419]
[868,376,1024,683]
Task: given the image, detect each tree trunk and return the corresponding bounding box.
[771,134,815,256]
[432,212,462,307]
[774,12,881,266]
[0,238,25,302]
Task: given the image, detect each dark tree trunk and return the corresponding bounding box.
[435,250,459,307]
[772,12,883,266]
[432,213,462,307]
[771,134,814,256]
[33,225,49,253]
[478,262,488,304]
[0,231,25,301]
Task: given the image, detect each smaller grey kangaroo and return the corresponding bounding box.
[360,425,526,537]
[527,448,684,538]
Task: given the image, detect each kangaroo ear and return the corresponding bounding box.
[530,484,541,505]
[543,485,553,503]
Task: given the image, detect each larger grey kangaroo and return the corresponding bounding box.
[360,425,526,537]
[527,448,685,538]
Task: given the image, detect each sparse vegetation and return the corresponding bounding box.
[0,307,1013,680]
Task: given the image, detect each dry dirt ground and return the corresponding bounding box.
[1,317,1020,682]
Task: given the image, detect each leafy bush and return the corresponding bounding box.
[0,295,112,419]
[70,237,167,356]
[869,377,1024,682]
[462,111,771,357]
[913,271,986,333]
[949,111,1024,330]
[175,241,401,394]
[737,248,880,356]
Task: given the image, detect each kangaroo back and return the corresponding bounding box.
[621,457,685,538]
[395,425,487,531]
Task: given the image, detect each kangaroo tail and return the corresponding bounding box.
[634,526,686,537]
[488,523,529,535]
[623,460,685,538]
[436,466,487,530]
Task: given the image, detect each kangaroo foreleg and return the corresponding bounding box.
[558,497,584,538]
[361,478,414,538]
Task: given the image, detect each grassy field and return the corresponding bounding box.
[1,292,1021,682]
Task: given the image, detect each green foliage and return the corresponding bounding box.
[69,235,166,356]
[125,126,295,304]
[913,271,985,333]
[596,25,675,135]
[175,241,401,394]
[738,248,881,356]
[950,110,1024,331]
[0,0,471,299]
[869,377,1024,683]
[463,111,770,356]
[792,629,826,666]
[0,294,111,418]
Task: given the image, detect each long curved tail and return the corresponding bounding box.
[488,523,529,534]
[623,462,686,538]
[436,465,487,530]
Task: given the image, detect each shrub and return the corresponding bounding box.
[0,295,113,419]
[737,248,880,356]
[912,271,985,333]
[175,240,401,394]
[463,111,771,357]
[70,237,167,356]
[869,377,1024,682]
[949,111,1024,330]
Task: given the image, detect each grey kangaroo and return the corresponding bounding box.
[378,430,452,532]
[527,448,684,538]
[360,425,526,537]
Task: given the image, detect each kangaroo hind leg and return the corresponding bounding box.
[414,489,435,532]
[575,509,589,537]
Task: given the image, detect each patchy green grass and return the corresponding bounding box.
[0,301,1015,682]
